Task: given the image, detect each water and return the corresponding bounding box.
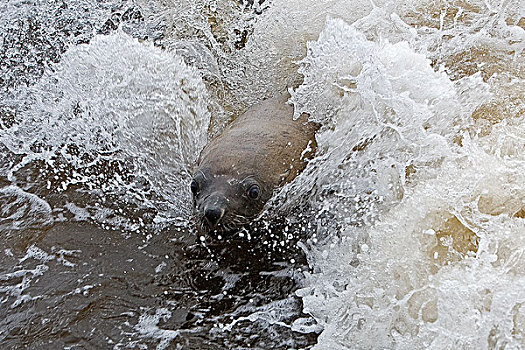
[1,0,524,349]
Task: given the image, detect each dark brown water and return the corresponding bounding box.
[0,221,317,349]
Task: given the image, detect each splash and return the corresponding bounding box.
[1,30,211,230]
[277,2,525,349]
[0,185,52,230]
[132,308,183,350]
[0,0,159,96]
[0,244,79,309]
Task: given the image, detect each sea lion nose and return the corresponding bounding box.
[204,206,224,226]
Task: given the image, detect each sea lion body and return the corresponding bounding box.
[191,93,317,233]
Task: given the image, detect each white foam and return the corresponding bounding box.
[0,30,211,225]
[133,308,182,350]
[0,185,53,230]
[0,263,48,308]
[0,244,83,308]
[282,3,525,348]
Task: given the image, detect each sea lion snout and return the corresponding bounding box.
[204,206,224,226]
[202,193,227,227]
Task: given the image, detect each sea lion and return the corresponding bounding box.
[191,93,318,234]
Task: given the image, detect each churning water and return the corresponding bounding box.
[1,0,524,349]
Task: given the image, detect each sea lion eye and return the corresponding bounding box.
[247,184,260,199]
[190,179,199,195]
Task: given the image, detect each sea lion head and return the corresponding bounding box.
[190,167,271,233]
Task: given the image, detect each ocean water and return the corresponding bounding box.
[1,0,524,349]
